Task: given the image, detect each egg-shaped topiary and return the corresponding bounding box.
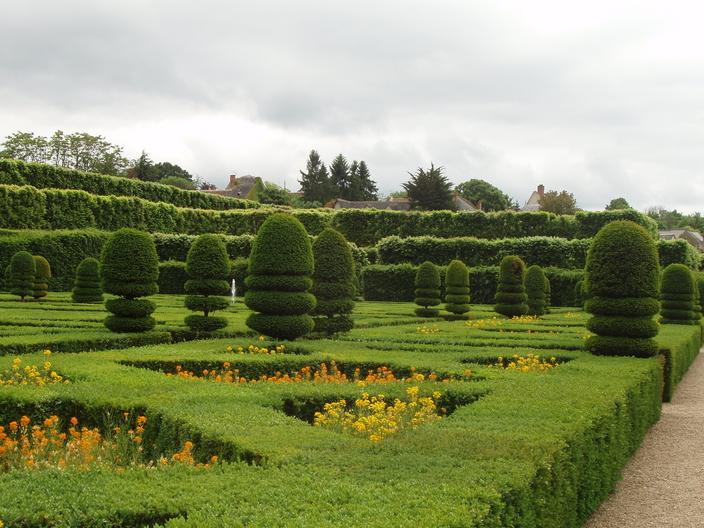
[444,260,470,317]
[311,228,356,335]
[9,251,35,301]
[494,255,528,317]
[31,255,51,300]
[585,220,660,357]
[414,261,441,317]
[184,234,231,332]
[245,213,315,339]
[660,263,697,325]
[72,258,103,303]
[525,265,547,316]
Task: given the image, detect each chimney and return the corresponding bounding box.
[537,184,545,198]
[226,174,238,190]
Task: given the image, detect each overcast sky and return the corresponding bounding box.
[2,1,704,212]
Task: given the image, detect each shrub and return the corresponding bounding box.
[311,228,355,335]
[31,255,51,300]
[693,281,702,322]
[72,257,103,303]
[184,234,231,332]
[585,221,660,357]
[544,276,551,313]
[414,262,441,317]
[245,214,315,339]
[525,265,547,316]
[660,264,697,325]
[2,263,10,292]
[698,276,704,315]
[574,280,584,307]
[101,228,159,333]
[444,260,470,317]
[9,251,35,300]
[494,256,528,317]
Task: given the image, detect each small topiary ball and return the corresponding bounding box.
[494,255,528,317]
[660,263,697,325]
[72,257,103,303]
[9,251,35,301]
[525,265,547,316]
[31,255,51,300]
[414,261,441,317]
[444,260,470,317]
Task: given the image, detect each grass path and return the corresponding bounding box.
[585,349,704,528]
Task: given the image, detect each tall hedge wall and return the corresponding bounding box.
[0,159,259,211]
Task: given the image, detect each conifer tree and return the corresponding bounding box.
[299,150,334,204]
[329,154,351,199]
[357,161,378,200]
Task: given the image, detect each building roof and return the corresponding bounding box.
[660,229,704,242]
[203,174,260,198]
[521,184,545,211]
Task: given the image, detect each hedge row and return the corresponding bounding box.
[362,263,584,306]
[0,159,259,210]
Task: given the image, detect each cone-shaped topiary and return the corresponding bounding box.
[444,260,470,318]
[544,276,551,314]
[494,255,528,317]
[245,213,315,339]
[660,263,697,325]
[31,255,51,300]
[525,265,547,316]
[574,280,584,307]
[72,258,103,303]
[585,220,660,357]
[101,228,159,333]
[415,261,441,317]
[184,234,231,332]
[311,228,356,335]
[9,251,35,301]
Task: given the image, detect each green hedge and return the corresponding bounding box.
[659,326,702,402]
[0,158,259,211]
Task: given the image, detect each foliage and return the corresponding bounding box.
[184,235,231,332]
[31,255,51,300]
[574,280,584,307]
[444,260,470,316]
[605,197,631,210]
[646,206,704,233]
[72,257,103,303]
[525,265,547,316]
[298,150,335,204]
[159,176,196,190]
[414,261,441,317]
[660,264,697,325]
[454,179,514,211]
[544,276,551,313]
[9,251,35,300]
[259,183,293,206]
[539,190,578,214]
[494,256,528,317]
[403,164,454,211]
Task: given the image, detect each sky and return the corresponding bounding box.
[2,0,704,212]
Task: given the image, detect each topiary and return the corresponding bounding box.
[72,258,104,303]
[693,279,702,322]
[311,228,356,335]
[574,279,584,307]
[544,276,551,314]
[9,251,35,301]
[494,255,528,317]
[3,263,12,292]
[585,220,660,357]
[184,234,230,333]
[31,255,51,300]
[245,213,315,339]
[525,265,547,316]
[444,260,470,318]
[698,276,704,318]
[101,228,159,333]
[414,261,441,317]
[660,263,697,325]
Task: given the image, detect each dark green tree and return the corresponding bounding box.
[659,264,697,325]
[414,261,441,317]
[299,150,335,204]
[403,164,454,210]
[31,256,51,300]
[455,179,514,211]
[9,251,35,301]
[357,161,378,200]
[444,260,470,317]
[539,190,578,214]
[159,176,196,190]
[329,154,352,199]
[72,258,103,303]
[153,161,193,182]
[494,256,528,317]
[127,151,158,181]
[605,197,631,210]
[525,265,547,316]
[259,183,294,206]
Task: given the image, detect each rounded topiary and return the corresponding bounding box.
[574,280,584,307]
[660,264,697,325]
[9,251,35,301]
[311,228,356,335]
[245,214,315,339]
[414,261,441,317]
[31,255,51,300]
[101,228,159,333]
[494,255,528,317]
[444,260,470,318]
[585,221,660,357]
[72,258,103,303]
[544,276,551,314]
[525,265,547,316]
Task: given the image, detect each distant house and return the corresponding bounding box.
[522,184,544,211]
[203,174,261,199]
[659,229,704,251]
[324,194,479,211]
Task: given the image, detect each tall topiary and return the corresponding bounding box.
[544,276,551,314]
[660,264,697,325]
[184,234,231,332]
[31,256,51,300]
[525,265,547,316]
[494,255,528,317]
[72,258,103,303]
[693,278,702,322]
[101,228,159,333]
[245,214,315,340]
[9,251,35,301]
[414,261,441,317]
[574,279,584,307]
[311,228,356,334]
[444,260,470,318]
[585,220,660,357]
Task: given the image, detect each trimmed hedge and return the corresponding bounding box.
[9,251,35,300]
[31,255,51,300]
[525,265,547,316]
[660,264,697,325]
[444,260,470,316]
[495,256,528,317]
[414,262,441,317]
[72,257,103,303]
[184,235,230,332]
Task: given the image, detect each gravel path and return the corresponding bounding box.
[584,349,704,528]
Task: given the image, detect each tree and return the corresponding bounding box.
[299,150,335,204]
[159,176,196,190]
[357,161,378,200]
[101,228,159,332]
[585,220,660,357]
[414,261,441,317]
[329,154,352,199]
[31,256,51,300]
[152,161,193,182]
[245,214,316,339]
[72,258,103,303]
[127,151,158,181]
[184,234,231,332]
[605,197,631,210]
[403,163,454,211]
[659,264,697,325]
[525,265,547,316]
[455,179,513,212]
[259,183,294,206]
[9,251,35,301]
[539,190,577,214]
[444,260,470,317]
[494,256,528,317]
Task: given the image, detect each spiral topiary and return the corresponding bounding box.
[31,255,51,300]
[494,255,528,317]
[72,258,103,303]
[414,261,441,317]
[525,265,547,316]
[444,260,470,318]
[245,213,315,339]
[184,234,231,332]
[312,228,356,335]
[9,251,35,301]
[101,228,159,333]
[544,276,551,314]
[585,220,660,357]
[660,263,696,325]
